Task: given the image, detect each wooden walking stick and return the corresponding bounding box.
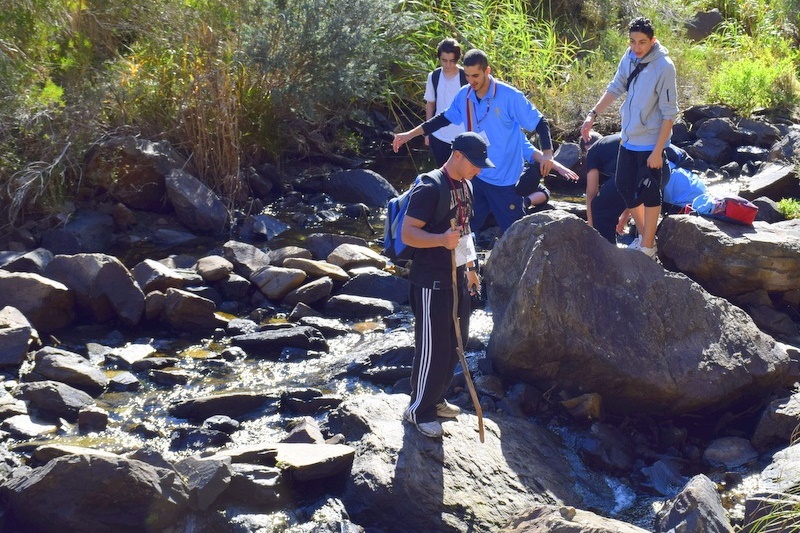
[450,222,485,443]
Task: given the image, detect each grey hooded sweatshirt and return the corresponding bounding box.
[606,40,678,148]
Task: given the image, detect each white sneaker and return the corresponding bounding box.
[640,244,658,259]
[627,235,642,250]
[404,410,443,438]
[436,401,461,418]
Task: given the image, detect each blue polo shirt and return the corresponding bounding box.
[443,76,544,187]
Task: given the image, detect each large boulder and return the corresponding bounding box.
[82,136,182,212]
[1,453,189,532]
[330,392,615,532]
[26,346,109,396]
[45,253,144,326]
[658,215,800,298]
[0,271,74,333]
[484,211,793,416]
[165,168,229,234]
[325,169,398,208]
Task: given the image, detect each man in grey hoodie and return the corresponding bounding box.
[580,17,678,259]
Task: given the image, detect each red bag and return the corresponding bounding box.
[688,193,758,226]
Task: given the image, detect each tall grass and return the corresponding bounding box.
[392,0,581,126]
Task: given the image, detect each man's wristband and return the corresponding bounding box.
[588,109,598,118]
[465,266,476,272]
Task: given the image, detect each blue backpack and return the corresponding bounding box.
[383,170,452,264]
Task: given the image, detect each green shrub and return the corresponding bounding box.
[709,56,800,115]
[777,198,800,219]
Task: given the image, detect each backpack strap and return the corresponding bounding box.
[433,66,468,103]
[626,62,646,92]
[431,67,442,102]
[419,169,453,230]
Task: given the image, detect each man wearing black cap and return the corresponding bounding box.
[401,131,492,438]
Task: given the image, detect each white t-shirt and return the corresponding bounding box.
[424,69,467,144]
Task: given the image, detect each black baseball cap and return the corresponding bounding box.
[452,132,495,168]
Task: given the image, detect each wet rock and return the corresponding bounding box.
[45,253,144,326]
[751,392,800,452]
[659,215,800,297]
[283,257,350,281]
[150,368,192,386]
[222,463,283,508]
[173,456,232,511]
[195,255,233,282]
[0,247,53,275]
[696,117,756,146]
[78,405,108,433]
[305,233,367,260]
[106,343,156,368]
[339,269,409,304]
[282,277,333,307]
[325,294,397,319]
[131,356,180,371]
[133,258,186,293]
[578,422,635,475]
[222,240,271,278]
[202,415,241,434]
[280,416,325,444]
[0,270,74,333]
[296,315,351,338]
[703,436,759,468]
[250,264,307,301]
[654,474,734,533]
[170,391,278,421]
[1,414,57,439]
[325,169,397,208]
[743,443,800,528]
[27,346,109,396]
[281,389,342,415]
[0,306,38,367]
[500,504,649,532]
[641,458,689,497]
[326,243,386,271]
[239,213,290,241]
[1,453,190,532]
[166,168,228,234]
[487,212,793,416]
[231,325,328,358]
[170,427,231,451]
[14,380,94,422]
[161,288,227,331]
[31,444,119,465]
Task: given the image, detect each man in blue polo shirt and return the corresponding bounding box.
[393,48,555,232]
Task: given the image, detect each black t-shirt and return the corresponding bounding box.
[405,173,473,289]
[585,133,622,185]
[586,133,694,186]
